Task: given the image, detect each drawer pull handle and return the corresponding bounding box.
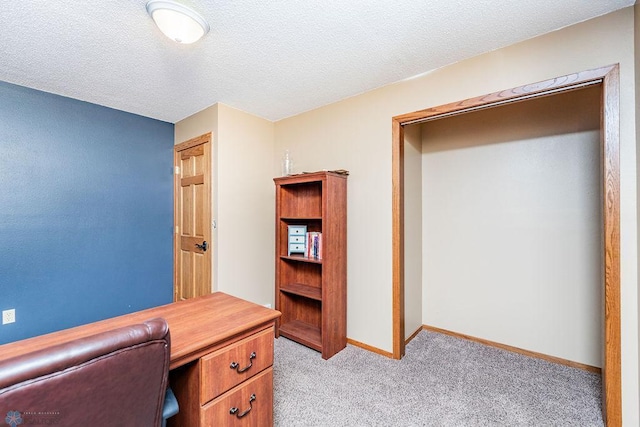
[230,352,256,373]
[229,393,256,418]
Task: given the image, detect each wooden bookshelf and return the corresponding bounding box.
[274,171,347,359]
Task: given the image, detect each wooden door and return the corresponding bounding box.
[174,133,212,301]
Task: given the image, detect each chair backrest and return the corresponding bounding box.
[0,318,170,427]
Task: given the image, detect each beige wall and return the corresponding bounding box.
[216,104,275,305]
[421,87,601,367]
[175,104,218,144]
[404,125,423,340]
[175,104,276,307]
[274,8,638,423]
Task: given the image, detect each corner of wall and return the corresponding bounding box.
[635,2,640,422]
[174,103,219,145]
[214,104,276,307]
[403,123,423,340]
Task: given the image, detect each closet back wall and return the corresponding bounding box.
[0,81,174,344]
[421,87,602,367]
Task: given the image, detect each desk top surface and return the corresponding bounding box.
[0,292,281,369]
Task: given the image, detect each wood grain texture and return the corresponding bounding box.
[346,337,394,358]
[180,144,204,160]
[274,171,347,359]
[423,325,602,374]
[279,321,322,351]
[181,235,208,252]
[174,133,211,152]
[391,64,620,424]
[404,325,423,346]
[279,282,322,301]
[181,175,204,187]
[392,118,405,360]
[174,132,212,301]
[322,173,348,359]
[393,65,616,125]
[200,327,274,404]
[601,64,621,427]
[0,292,281,371]
[168,360,202,427]
[201,368,273,427]
[0,264,278,426]
[169,317,277,426]
[280,255,323,265]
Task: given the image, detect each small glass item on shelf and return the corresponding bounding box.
[282,149,294,176]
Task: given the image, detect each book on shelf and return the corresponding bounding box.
[305,232,322,260]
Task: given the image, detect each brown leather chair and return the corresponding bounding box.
[0,318,171,427]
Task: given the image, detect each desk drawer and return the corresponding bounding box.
[202,368,273,427]
[200,327,274,404]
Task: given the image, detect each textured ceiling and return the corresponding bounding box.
[0,1,634,123]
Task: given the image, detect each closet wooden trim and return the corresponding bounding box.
[391,64,620,426]
[422,325,601,374]
[391,118,404,360]
[346,338,393,358]
[404,326,423,346]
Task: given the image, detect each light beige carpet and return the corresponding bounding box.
[273,330,602,426]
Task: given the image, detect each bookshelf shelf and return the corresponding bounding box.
[279,320,322,352]
[274,171,347,359]
[280,282,322,301]
[281,217,323,221]
[280,255,323,264]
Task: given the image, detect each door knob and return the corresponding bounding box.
[195,241,208,251]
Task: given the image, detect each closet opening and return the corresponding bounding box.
[391,65,620,425]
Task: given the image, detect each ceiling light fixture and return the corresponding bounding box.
[146,1,210,44]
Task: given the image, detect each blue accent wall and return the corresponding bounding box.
[0,81,174,344]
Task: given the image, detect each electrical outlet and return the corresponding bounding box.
[2,309,15,325]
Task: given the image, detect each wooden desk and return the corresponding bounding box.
[0,292,281,426]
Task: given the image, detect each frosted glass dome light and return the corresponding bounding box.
[146,1,210,44]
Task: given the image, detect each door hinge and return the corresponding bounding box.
[174,166,180,175]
